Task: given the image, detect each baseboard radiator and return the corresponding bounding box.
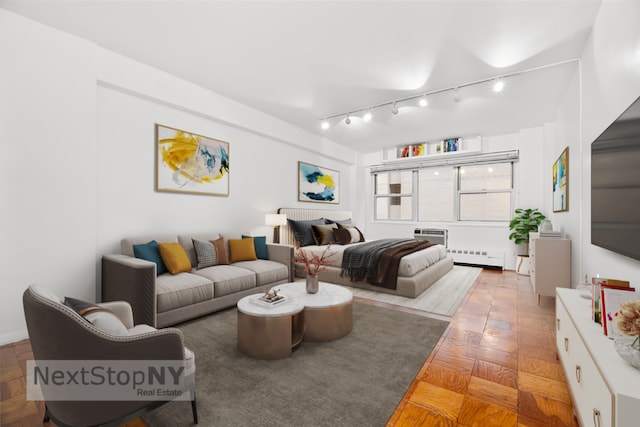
[413,228,447,247]
[447,248,505,269]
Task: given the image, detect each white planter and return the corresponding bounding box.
[516,255,530,276]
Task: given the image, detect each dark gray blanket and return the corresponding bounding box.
[341,238,414,285]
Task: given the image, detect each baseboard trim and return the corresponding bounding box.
[0,330,29,346]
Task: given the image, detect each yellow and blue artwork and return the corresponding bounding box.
[156,124,229,196]
[298,161,339,204]
[553,147,568,212]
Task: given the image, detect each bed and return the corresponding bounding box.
[278,208,454,298]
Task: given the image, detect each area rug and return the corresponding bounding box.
[350,265,482,316]
[143,302,449,427]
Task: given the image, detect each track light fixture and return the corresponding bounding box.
[317,59,578,130]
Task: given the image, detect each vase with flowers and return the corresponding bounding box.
[614,299,640,369]
[292,242,334,294]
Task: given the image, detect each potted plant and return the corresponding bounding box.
[508,208,546,275]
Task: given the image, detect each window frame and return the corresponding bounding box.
[372,153,516,223]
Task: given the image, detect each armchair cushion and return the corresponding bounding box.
[63,297,129,336]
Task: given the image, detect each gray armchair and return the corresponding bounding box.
[22,284,198,426]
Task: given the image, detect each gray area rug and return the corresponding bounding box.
[350,265,482,316]
[144,302,449,427]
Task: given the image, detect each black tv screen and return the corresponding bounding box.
[591,96,640,261]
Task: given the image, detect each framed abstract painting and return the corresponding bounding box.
[298,161,340,204]
[553,147,569,212]
[155,124,230,196]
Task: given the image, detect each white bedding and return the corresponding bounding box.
[298,242,447,277]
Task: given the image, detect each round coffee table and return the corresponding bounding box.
[278,282,353,342]
[237,295,304,360]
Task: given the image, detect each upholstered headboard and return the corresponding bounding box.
[277,208,352,245]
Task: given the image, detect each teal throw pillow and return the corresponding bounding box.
[243,235,268,260]
[132,240,168,275]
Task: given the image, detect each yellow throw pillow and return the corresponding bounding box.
[228,238,257,263]
[158,242,192,274]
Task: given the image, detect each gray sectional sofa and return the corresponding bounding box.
[102,233,293,328]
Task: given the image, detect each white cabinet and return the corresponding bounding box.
[556,289,639,427]
[530,235,571,304]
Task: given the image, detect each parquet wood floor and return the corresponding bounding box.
[0,269,576,426]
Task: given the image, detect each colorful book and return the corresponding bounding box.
[592,277,607,324]
[600,285,637,338]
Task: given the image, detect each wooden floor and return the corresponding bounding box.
[0,269,576,426]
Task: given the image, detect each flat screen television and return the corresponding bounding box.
[591,95,640,261]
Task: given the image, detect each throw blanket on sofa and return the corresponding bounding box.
[341,239,437,289]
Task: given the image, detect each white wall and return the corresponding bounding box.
[579,0,640,284]
[0,10,98,344]
[0,10,358,344]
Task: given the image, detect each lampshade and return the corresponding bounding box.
[265,214,287,226]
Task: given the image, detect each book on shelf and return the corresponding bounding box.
[600,285,637,338]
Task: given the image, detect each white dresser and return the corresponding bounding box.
[530,233,571,304]
[556,288,640,427]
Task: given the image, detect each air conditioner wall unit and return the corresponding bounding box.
[413,228,447,247]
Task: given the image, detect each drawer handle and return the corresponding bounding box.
[593,409,601,427]
[557,318,560,330]
[575,365,581,383]
[564,337,569,352]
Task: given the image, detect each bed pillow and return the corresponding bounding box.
[210,237,230,265]
[337,223,365,242]
[324,218,352,225]
[63,297,129,336]
[228,238,258,263]
[288,218,324,246]
[192,238,217,269]
[132,240,168,275]
[242,235,268,260]
[311,224,338,245]
[333,228,353,245]
[158,242,192,274]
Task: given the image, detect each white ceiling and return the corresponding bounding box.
[1,0,602,153]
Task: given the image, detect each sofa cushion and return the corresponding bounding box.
[242,235,268,260]
[192,239,217,269]
[211,237,230,265]
[178,233,220,268]
[232,260,289,286]
[229,238,257,263]
[133,240,168,276]
[156,272,214,313]
[193,265,256,297]
[158,243,192,274]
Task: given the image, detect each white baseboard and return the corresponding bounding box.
[0,330,29,346]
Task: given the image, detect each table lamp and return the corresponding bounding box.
[265,214,287,244]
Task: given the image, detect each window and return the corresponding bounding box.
[374,171,413,220]
[458,163,512,221]
[373,158,514,222]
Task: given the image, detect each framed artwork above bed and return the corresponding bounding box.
[298,161,340,204]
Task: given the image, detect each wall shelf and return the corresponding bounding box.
[383,136,482,163]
